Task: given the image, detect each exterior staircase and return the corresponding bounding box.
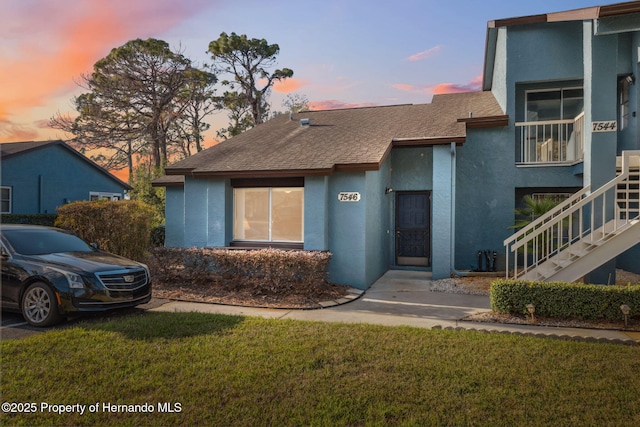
[504,150,640,282]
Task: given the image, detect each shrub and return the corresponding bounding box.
[147,247,332,293]
[1,214,57,226]
[55,200,155,261]
[150,225,165,247]
[491,279,640,321]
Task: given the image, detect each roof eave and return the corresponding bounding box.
[457,115,510,128]
[191,168,334,179]
[151,181,185,188]
[392,137,466,148]
[483,27,498,91]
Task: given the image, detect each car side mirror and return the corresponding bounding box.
[1,246,9,258]
[90,243,99,250]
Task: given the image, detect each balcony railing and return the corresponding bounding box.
[515,112,584,164]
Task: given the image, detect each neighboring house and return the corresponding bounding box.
[0,140,131,215]
[156,2,640,289]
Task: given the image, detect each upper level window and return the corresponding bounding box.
[233,187,304,243]
[90,192,121,201]
[517,87,585,164]
[619,76,632,131]
[526,88,583,121]
[1,187,11,214]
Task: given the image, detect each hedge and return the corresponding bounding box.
[490,279,640,321]
[55,200,155,261]
[1,214,57,226]
[147,247,332,293]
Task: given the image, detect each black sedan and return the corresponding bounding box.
[1,225,151,326]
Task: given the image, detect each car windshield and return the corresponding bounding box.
[2,229,95,255]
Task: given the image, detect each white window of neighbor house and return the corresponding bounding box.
[89,192,122,201]
[1,187,12,214]
[234,187,304,242]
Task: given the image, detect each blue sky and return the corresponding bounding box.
[0,0,623,146]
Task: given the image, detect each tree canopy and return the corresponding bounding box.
[50,38,217,175]
[208,32,293,138]
[51,33,296,177]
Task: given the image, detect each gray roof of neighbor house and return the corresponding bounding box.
[0,140,132,190]
[161,91,506,182]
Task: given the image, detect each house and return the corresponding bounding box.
[156,1,640,289]
[0,140,131,215]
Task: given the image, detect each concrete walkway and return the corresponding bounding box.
[150,270,639,345]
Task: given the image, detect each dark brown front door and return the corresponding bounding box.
[395,191,431,266]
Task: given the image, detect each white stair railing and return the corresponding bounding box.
[504,150,640,281]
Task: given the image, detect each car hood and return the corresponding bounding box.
[30,252,145,274]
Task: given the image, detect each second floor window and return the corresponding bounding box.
[517,87,585,164]
[619,76,631,131]
[526,88,583,122]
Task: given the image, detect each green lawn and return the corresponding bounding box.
[2,312,639,426]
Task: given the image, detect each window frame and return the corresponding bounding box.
[619,76,631,131]
[524,86,584,122]
[231,178,304,248]
[1,186,12,214]
[89,192,122,201]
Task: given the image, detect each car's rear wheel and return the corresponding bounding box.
[21,282,63,327]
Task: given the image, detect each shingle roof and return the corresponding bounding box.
[0,140,56,157]
[163,91,505,179]
[0,140,132,189]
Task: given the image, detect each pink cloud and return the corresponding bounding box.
[308,100,378,111]
[0,0,211,142]
[433,75,483,94]
[408,45,442,62]
[393,74,483,97]
[0,119,38,142]
[273,78,308,93]
[392,83,432,96]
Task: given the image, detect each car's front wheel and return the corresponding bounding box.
[21,282,63,327]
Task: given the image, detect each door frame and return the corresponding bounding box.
[394,190,431,267]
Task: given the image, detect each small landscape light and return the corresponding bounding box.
[526,303,535,322]
[620,304,631,328]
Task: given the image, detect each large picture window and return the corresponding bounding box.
[234,187,304,242]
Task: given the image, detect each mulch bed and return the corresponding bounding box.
[152,270,640,331]
[152,279,351,309]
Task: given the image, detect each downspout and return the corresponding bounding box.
[449,142,468,277]
[38,175,43,214]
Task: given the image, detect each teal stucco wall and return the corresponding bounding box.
[1,144,127,214]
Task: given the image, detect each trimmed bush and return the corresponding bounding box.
[147,247,332,293]
[491,279,640,321]
[55,200,155,261]
[1,214,57,226]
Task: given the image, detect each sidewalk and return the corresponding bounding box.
[150,270,639,345]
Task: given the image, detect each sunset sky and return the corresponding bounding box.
[0,0,620,152]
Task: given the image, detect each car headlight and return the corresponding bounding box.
[47,267,86,289]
